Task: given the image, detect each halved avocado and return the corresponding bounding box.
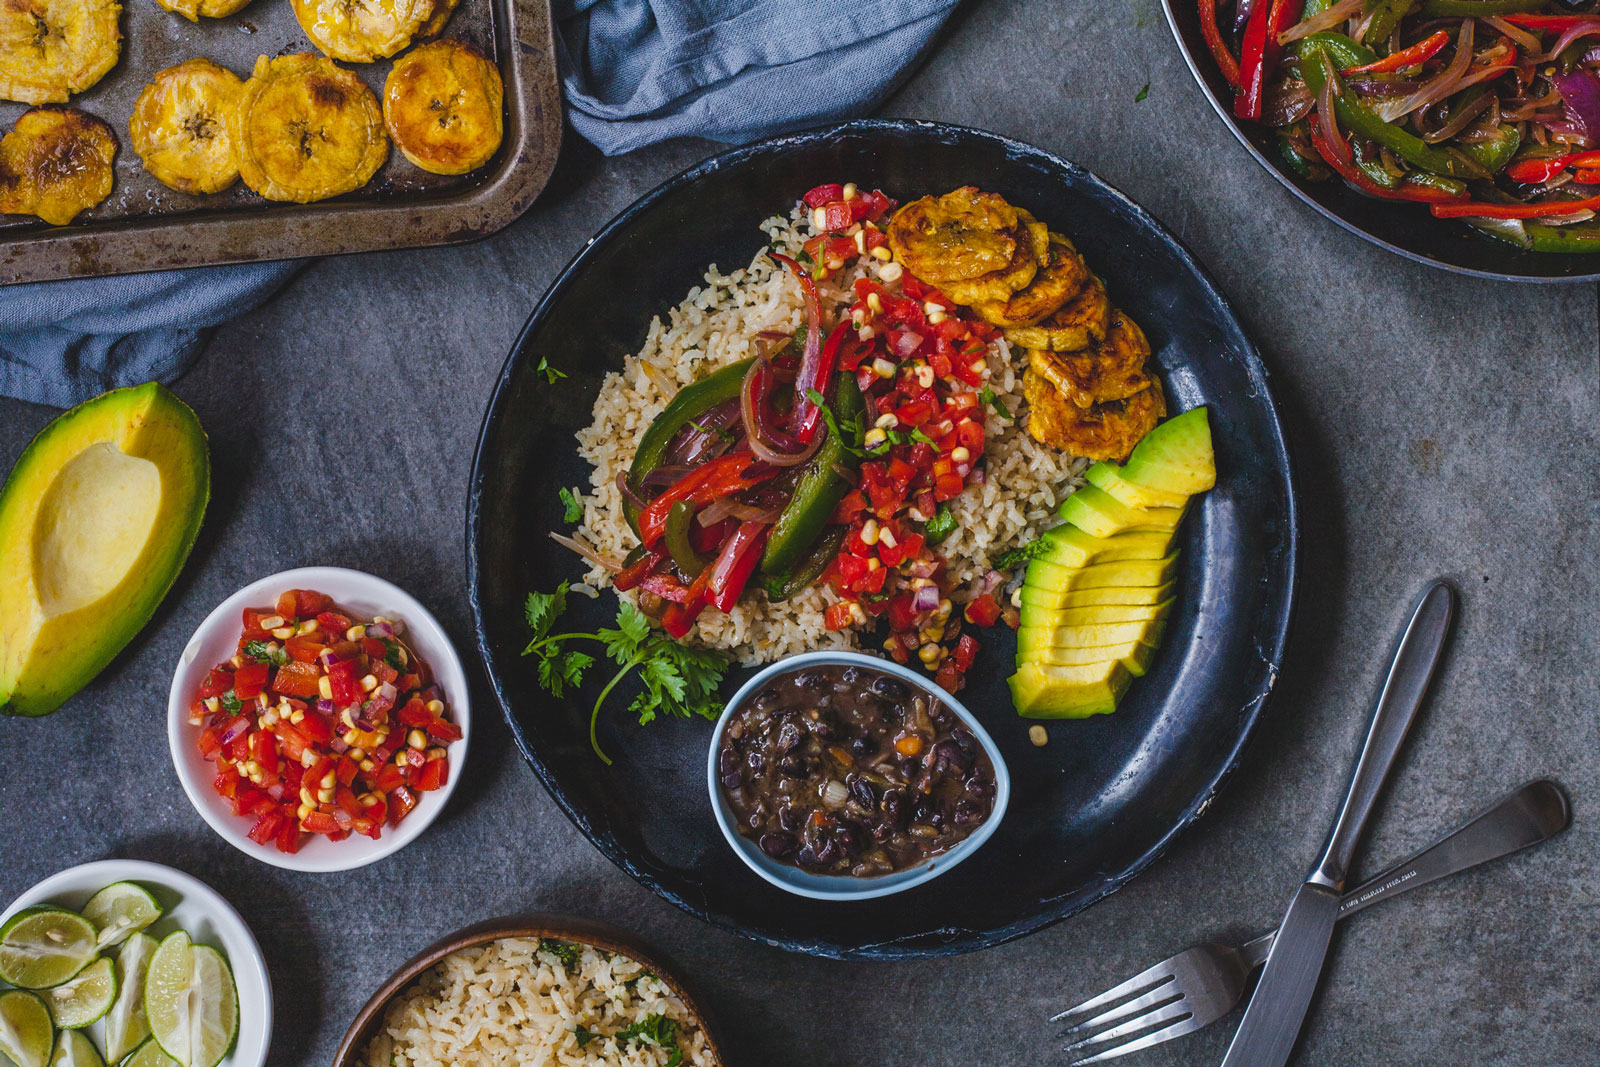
[1024,553,1179,594]
[1019,579,1175,610]
[1021,637,1161,678]
[1016,619,1167,655]
[1008,660,1132,718]
[1120,406,1216,495]
[1058,485,1185,538]
[0,383,209,717]
[1033,524,1174,570]
[1085,461,1189,510]
[1019,597,1173,631]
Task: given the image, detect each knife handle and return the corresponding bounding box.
[1312,581,1456,890]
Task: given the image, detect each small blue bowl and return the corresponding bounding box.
[707,651,1011,901]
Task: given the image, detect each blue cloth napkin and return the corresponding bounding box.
[0,0,955,408]
[0,260,304,408]
[555,0,959,155]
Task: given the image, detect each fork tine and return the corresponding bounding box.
[1064,1000,1194,1056]
[1068,1012,1209,1066]
[1048,959,1180,1022]
[1059,981,1183,1042]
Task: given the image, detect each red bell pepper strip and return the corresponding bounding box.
[1343,30,1450,74]
[1505,150,1600,184]
[1430,193,1600,219]
[795,321,849,443]
[1309,125,1468,203]
[1574,169,1600,185]
[1502,14,1600,30]
[707,521,771,613]
[1199,0,1242,89]
[802,184,844,208]
[613,547,667,592]
[769,252,826,441]
[1235,0,1288,120]
[637,453,774,548]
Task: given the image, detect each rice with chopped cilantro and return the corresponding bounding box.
[569,203,1086,666]
[363,937,716,1067]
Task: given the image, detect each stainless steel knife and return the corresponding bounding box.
[1219,580,1456,1067]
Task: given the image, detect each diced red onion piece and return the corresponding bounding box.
[220,717,250,744]
[912,585,941,613]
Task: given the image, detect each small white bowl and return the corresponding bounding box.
[167,566,470,873]
[2,859,272,1067]
[707,650,1010,901]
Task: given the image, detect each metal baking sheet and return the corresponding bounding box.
[0,0,560,284]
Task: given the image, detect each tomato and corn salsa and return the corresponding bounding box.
[188,588,460,854]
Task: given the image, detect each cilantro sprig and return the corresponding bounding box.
[523,582,729,764]
[618,1013,682,1065]
[539,938,583,970]
[993,537,1044,571]
[242,640,287,667]
[558,486,584,523]
[979,386,1014,421]
[536,356,567,384]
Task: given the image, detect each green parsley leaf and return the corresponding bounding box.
[539,939,583,970]
[558,486,584,524]
[617,1013,679,1049]
[573,1025,595,1049]
[1135,82,1150,102]
[804,387,872,456]
[381,638,405,671]
[221,691,242,714]
[666,1049,684,1067]
[909,427,938,446]
[242,639,287,667]
[686,419,736,443]
[524,582,570,651]
[993,538,1044,571]
[535,356,567,384]
[924,505,959,545]
[979,386,1014,421]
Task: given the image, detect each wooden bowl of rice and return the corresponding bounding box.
[333,914,724,1066]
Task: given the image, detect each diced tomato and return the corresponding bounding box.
[302,811,339,835]
[248,810,283,845]
[213,764,241,798]
[328,659,360,705]
[363,685,397,723]
[854,563,888,595]
[336,756,360,786]
[415,759,447,792]
[397,698,432,727]
[275,591,299,618]
[802,183,843,208]
[388,786,418,825]
[298,712,334,745]
[819,201,854,230]
[225,730,250,763]
[306,755,334,791]
[934,661,962,692]
[232,662,269,699]
[316,611,351,634]
[275,817,301,854]
[197,726,222,758]
[272,660,321,698]
[887,594,919,633]
[375,765,407,792]
[952,633,980,672]
[335,786,364,817]
[957,418,984,454]
[934,472,965,501]
[293,589,332,616]
[964,593,1002,627]
[426,718,462,742]
[830,490,868,525]
[249,730,278,774]
[824,601,858,630]
[241,608,272,631]
[361,636,388,662]
[198,668,233,699]
[275,721,308,763]
[285,634,325,663]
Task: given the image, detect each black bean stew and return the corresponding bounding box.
[718,663,997,877]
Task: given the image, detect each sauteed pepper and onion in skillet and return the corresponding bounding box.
[1198,0,1600,251]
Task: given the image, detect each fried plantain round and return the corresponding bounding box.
[153,0,252,21]
[383,37,501,175]
[0,0,120,104]
[971,232,1091,328]
[1027,329,1156,417]
[1023,369,1165,462]
[291,0,433,63]
[230,53,387,203]
[935,214,1048,305]
[415,0,458,38]
[129,58,243,194]
[888,186,1026,283]
[1003,271,1112,352]
[0,105,115,223]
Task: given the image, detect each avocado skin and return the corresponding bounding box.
[0,383,209,717]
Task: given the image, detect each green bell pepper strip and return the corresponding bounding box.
[663,501,713,579]
[762,526,847,601]
[1299,33,1496,180]
[1419,0,1544,15]
[1365,1,1420,53]
[622,357,754,535]
[1278,132,1331,180]
[758,372,865,578]
[1526,223,1600,253]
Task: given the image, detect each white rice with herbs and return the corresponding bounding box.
[570,204,1087,665]
[363,937,716,1067]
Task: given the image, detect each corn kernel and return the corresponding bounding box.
[848,603,868,626]
[875,413,899,429]
[359,758,376,773]
[878,527,898,549]
[290,709,305,724]
[859,518,880,546]
[360,674,378,692]
[349,747,365,760]
[867,557,881,572]
[342,730,360,746]
[874,250,896,267]
[951,446,971,463]
[425,747,447,762]
[1010,587,1023,607]
[970,358,988,375]
[229,655,243,669]
[872,357,895,379]
[867,292,883,314]
[317,787,335,804]
[408,729,427,750]
[863,427,887,448]
[842,182,858,200]
[906,506,928,523]
[922,300,944,316]
[425,699,444,715]
[318,676,333,700]
[244,760,261,776]
[203,697,219,713]
[858,325,876,342]
[300,618,320,634]
[321,770,336,789]
[346,625,366,640]
[927,310,947,326]
[853,230,866,254]
[826,258,844,271]
[915,364,935,389]
[298,802,313,821]
[271,626,293,639]
[259,615,284,630]
[341,709,355,728]
[851,308,866,325]
[301,749,317,768]
[812,206,828,230]
[910,576,934,590]
[261,709,279,727]
[936,598,953,619]
[299,787,315,806]
[255,692,270,709]
[918,643,941,665]
[1029,724,1049,747]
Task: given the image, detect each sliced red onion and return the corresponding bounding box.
[615,469,648,509]
[1316,58,1355,170]
[907,557,941,579]
[1553,68,1600,139]
[1541,21,1600,64]
[894,331,924,359]
[911,584,941,613]
[756,329,792,341]
[768,252,824,439]
[220,716,251,744]
[366,621,394,640]
[332,808,353,831]
[741,357,821,467]
[1485,15,1541,54]
[1263,77,1316,125]
[329,737,350,754]
[640,465,695,488]
[1373,20,1475,124]
[1279,0,1361,46]
[1421,90,1494,143]
[1234,0,1258,34]
[547,531,625,572]
[977,569,1006,596]
[267,783,286,801]
[830,462,860,486]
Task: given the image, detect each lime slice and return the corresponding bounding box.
[0,989,54,1067]
[0,909,98,989]
[143,933,192,1066]
[80,885,161,952]
[41,957,115,1030]
[48,1030,103,1067]
[117,1040,178,1067]
[184,948,236,1067]
[104,933,156,1063]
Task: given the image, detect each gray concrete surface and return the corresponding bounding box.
[3,1,1598,1064]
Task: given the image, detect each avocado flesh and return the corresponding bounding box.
[1022,638,1160,677]
[1019,579,1175,609]
[1019,597,1173,631]
[1034,524,1174,570]
[1120,406,1216,495]
[0,383,209,716]
[1016,619,1167,654]
[1008,661,1132,719]
[1025,554,1179,594]
[1085,461,1189,509]
[1058,485,1185,538]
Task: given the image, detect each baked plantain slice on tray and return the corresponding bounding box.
[0,0,121,104]
[0,105,116,224]
[383,38,503,175]
[291,0,433,62]
[230,53,387,203]
[130,58,243,194]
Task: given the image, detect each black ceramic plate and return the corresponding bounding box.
[1160,1,1600,282]
[468,120,1299,959]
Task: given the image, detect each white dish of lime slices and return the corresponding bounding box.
[0,861,269,1067]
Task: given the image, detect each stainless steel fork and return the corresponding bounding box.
[1051,779,1570,1064]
